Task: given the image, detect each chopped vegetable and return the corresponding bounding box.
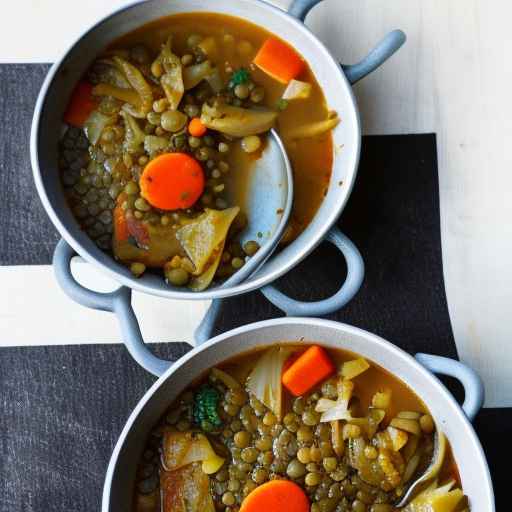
[404,480,465,512]
[372,389,392,410]
[83,110,116,145]
[113,193,150,248]
[161,462,215,512]
[143,135,170,155]
[283,111,340,140]
[193,384,222,431]
[139,152,205,210]
[113,56,153,117]
[318,378,355,422]
[389,417,421,436]
[253,37,305,84]
[162,431,225,474]
[240,480,309,512]
[282,345,335,396]
[188,117,207,137]
[247,347,294,420]
[201,101,278,137]
[331,420,344,456]
[63,81,98,127]
[282,79,312,100]
[387,425,409,451]
[183,61,215,90]
[341,357,370,380]
[92,83,141,106]
[176,207,240,275]
[229,68,251,88]
[158,37,184,110]
[121,110,146,153]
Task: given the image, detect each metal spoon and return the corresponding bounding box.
[195,129,293,343]
[396,430,447,508]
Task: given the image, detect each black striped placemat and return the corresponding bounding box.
[0,64,507,511]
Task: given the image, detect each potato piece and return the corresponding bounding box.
[161,462,215,512]
[341,358,370,380]
[387,426,409,451]
[390,418,421,436]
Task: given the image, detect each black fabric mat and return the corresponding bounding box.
[0,64,508,511]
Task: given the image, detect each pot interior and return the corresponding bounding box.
[33,0,360,300]
[104,319,493,511]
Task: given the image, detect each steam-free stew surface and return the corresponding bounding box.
[113,13,333,231]
[59,13,336,292]
[134,344,467,512]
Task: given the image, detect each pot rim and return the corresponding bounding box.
[102,317,494,511]
[30,0,362,301]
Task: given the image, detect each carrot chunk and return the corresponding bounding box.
[63,81,98,127]
[140,153,205,210]
[188,117,207,137]
[282,345,335,396]
[253,37,305,84]
[240,480,309,512]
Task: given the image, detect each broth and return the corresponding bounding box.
[133,344,467,512]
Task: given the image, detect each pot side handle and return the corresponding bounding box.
[288,0,406,85]
[53,238,172,378]
[415,353,485,422]
[260,227,364,316]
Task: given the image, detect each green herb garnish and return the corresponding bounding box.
[229,68,251,88]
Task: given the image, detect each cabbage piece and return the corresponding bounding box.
[188,244,225,292]
[158,37,184,110]
[162,431,225,474]
[161,462,215,512]
[387,425,409,451]
[283,110,340,140]
[176,207,239,276]
[318,378,354,422]
[91,58,131,88]
[92,83,141,107]
[113,56,153,117]
[404,480,465,512]
[183,61,215,90]
[83,110,116,145]
[282,79,312,100]
[120,110,145,153]
[201,102,278,137]
[211,368,242,390]
[247,347,295,420]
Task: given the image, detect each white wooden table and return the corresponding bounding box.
[1,0,510,407]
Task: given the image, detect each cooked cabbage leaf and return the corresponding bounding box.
[83,110,116,145]
[183,61,215,90]
[158,37,184,110]
[201,102,277,137]
[176,207,239,276]
[404,480,465,512]
[247,347,294,420]
[283,110,340,140]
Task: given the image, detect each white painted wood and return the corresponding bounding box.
[1,0,511,405]
[0,263,208,347]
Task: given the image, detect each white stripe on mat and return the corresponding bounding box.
[0,262,209,347]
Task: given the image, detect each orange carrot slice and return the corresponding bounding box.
[282,345,335,396]
[140,153,205,210]
[188,117,207,137]
[63,81,98,127]
[240,480,309,512]
[253,37,305,84]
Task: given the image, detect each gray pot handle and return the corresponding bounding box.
[261,227,364,316]
[415,353,485,422]
[53,239,172,377]
[289,0,406,85]
[196,228,364,342]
